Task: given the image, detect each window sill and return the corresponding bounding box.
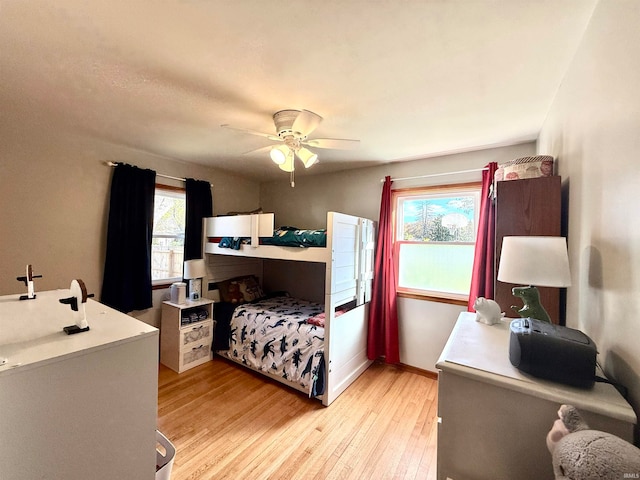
[152,278,182,290]
[397,291,468,307]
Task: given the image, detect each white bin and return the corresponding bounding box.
[156,430,176,480]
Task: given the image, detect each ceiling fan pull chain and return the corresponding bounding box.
[290,169,295,188]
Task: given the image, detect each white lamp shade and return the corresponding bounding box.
[297,147,318,168]
[498,236,571,287]
[183,259,206,279]
[278,151,295,172]
[270,145,289,165]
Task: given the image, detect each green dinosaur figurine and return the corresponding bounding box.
[511,285,552,323]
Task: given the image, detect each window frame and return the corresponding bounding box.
[151,184,186,288]
[392,181,481,305]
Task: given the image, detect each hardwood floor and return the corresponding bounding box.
[157,357,439,480]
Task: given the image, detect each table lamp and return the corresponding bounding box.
[183,259,207,300]
[497,236,571,323]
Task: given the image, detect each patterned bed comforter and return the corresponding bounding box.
[224,296,326,396]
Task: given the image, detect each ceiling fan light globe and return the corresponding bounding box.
[297,147,318,168]
[270,145,289,165]
[278,153,295,172]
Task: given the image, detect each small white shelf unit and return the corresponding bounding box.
[160,298,214,373]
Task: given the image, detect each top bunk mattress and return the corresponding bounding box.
[217,226,327,249]
[261,226,326,247]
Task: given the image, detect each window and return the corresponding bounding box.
[393,182,481,302]
[152,186,186,285]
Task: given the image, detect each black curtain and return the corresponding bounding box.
[184,178,213,261]
[101,163,156,313]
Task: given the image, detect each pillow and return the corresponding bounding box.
[307,309,347,327]
[218,275,265,304]
[307,312,327,327]
[235,275,265,302]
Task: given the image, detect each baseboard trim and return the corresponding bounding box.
[373,359,438,380]
[398,362,438,380]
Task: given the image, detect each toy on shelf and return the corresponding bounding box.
[59,279,94,334]
[16,264,42,300]
[546,404,640,479]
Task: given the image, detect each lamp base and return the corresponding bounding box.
[188,278,202,301]
[510,285,552,323]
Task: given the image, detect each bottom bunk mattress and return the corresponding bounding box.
[223,296,326,396]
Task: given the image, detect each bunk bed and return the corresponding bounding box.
[202,211,375,406]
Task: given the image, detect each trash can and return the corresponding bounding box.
[156,430,175,480]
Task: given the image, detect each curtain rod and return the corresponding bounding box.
[106,161,213,187]
[381,167,489,183]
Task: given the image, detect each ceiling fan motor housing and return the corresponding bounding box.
[273,110,304,139]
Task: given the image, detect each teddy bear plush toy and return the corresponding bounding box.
[546,404,640,479]
[225,282,244,304]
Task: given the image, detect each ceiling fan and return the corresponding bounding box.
[222,109,359,185]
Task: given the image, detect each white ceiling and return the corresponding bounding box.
[0,1,596,182]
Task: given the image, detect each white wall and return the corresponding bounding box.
[260,142,536,371]
[538,0,640,416]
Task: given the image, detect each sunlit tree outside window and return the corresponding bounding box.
[394,185,480,300]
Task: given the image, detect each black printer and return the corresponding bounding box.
[509,317,597,389]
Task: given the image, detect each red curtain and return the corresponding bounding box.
[367,176,400,364]
[468,162,498,311]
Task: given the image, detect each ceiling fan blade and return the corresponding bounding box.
[221,124,280,142]
[292,110,323,137]
[304,138,360,150]
[243,145,278,155]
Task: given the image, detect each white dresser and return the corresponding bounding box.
[436,312,636,480]
[0,289,159,480]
